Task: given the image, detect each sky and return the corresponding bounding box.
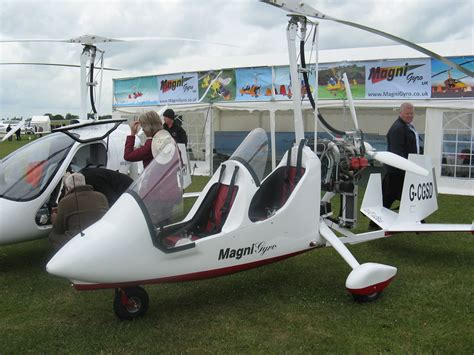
[0,0,473,119]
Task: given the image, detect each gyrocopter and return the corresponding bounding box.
[46,0,472,320]
[0,35,192,246]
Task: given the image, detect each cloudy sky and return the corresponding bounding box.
[0,0,472,119]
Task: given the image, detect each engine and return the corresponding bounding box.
[312,131,369,228]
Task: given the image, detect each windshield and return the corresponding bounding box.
[0,133,75,201]
[129,140,183,228]
[56,119,126,143]
[230,128,269,183]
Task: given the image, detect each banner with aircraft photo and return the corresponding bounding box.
[198,69,236,103]
[318,63,366,100]
[365,59,431,99]
[113,76,160,107]
[235,67,273,101]
[157,72,199,104]
[431,56,474,98]
[273,65,316,101]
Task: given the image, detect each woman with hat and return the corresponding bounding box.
[124,111,163,168]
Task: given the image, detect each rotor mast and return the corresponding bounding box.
[286,15,306,144]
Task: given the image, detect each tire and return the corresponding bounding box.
[113,286,149,320]
[352,291,382,303]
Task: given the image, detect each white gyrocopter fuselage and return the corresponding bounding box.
[0,119,191,245]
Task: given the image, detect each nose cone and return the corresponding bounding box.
[46,193,156,284]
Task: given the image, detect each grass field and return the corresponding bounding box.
[1,139,473,353]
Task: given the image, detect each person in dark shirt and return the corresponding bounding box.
[6,124,12,141]
[383,102,421,209]
[80,168,133,206]
[163,108,188,146]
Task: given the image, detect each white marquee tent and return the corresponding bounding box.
[113,40,473,195]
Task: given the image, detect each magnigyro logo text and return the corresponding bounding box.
[368,63,424,84]
[218,242,276,261]
[409,182,434,202]
[160,76,193,93]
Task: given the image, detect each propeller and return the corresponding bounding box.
[341,72,359,130]
[260,0,474,78]
[363,142,428,176]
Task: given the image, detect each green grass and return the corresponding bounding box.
[1,140,473,353]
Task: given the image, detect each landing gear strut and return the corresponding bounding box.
[113,286,149,320]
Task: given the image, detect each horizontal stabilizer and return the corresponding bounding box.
[387,223,473,234]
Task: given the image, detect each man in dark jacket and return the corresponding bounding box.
[382,102,421,209]
[81,168,133,206]
[163,108,188,146]
[49,173,109,251]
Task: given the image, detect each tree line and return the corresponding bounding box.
[44,113,112,121]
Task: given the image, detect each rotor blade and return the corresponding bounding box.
[367,151,428,176]
[116,36,238,48]
[259,0,473,77]
[0,62,121,71]
[0,39,71,43]
[0,35,123,45]
[0,35,238,48]
[322,18,473,78]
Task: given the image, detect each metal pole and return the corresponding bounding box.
[80,48,88,120]
[286,16,304,144]
[313,22,319,153]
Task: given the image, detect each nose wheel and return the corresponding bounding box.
[113,286,149,320]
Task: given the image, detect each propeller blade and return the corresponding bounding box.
[342,73,359,130]
[0,62,121,71]
[260,0,474,78]
[367,151,428,176]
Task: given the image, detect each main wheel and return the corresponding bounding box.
[352,291,382,303]
[113,286,149,320]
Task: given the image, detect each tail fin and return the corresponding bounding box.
[398,154,438,223]
[361,173,398,229]
[361,154,439,229]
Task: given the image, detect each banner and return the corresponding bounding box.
[431,57,474,98]
[235,67,272,101]
[318,63,365,99]
[157,73,199,104]
[273,65,316,101]
[198,70,236,103]
[365,59,431,99]
[113,76,159,107]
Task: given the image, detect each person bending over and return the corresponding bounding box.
[48,173,109,251]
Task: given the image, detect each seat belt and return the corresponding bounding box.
[219,166,239,227]
[207,164,227,231]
